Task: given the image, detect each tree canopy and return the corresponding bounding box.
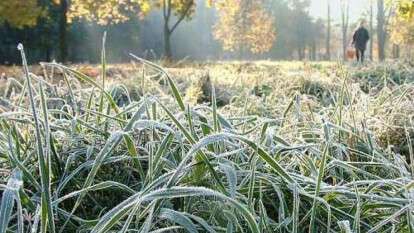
[213,0,276,55]
[68,0,148,25]
[0,0,45,28]
[389,0,414,45]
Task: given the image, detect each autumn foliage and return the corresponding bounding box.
[213,0,276,54]
[389,0,414,45]
[0,0,44,28]
[68,0,198,25]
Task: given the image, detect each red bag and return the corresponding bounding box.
[346,46,356,59]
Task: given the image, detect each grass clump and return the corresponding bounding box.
[185,73,231,107]
[352,62,414,93]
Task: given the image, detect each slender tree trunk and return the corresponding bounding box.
[396,45,399,58]
[377,0,386,61]
[326,0,331,60]
[45,46,51,62]
[311,42,316,60]
[240,46,248,60]
[161,0,193,60]
[369,0,374,61]
[163,23,172,59]
[298,48,304,60]
[43,21,51,62]
[240,0,249,60]
[44,32,51,62]
[0,24,9,64]
[341,0,350,61]
[162,0,172,60]
[392,44,400,59]
[59,0,68,63]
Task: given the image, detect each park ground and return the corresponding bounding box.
[1,60,414,232]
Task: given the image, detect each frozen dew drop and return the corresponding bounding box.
[17,43,24,51]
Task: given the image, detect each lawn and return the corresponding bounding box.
[1,55,414,232]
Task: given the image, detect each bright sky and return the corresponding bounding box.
[309,0,371,23]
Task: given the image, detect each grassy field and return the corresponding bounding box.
[1,50,414,232]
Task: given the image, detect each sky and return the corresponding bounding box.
[309,0,372,23]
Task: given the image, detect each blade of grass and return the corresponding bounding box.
[18,44,55,233]
[0,169,22,233]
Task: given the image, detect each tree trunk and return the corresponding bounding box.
[161,0,193,60]
[311,42,316,60]
[326,0,331,60]
[392,44,400,59]
[6,23,19,64]
[42,19,52,62]
[369,0,374,61]
[59,0,68,63]
[298,48,304,60]
[377,0,386,61]
[341,0,350,61]
[396,45,400,58]
[45,46,51,62]
[163,23,172,59]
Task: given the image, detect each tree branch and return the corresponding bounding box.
[169,0,193,34]
[163,0,167,19]
[167,0,172,19]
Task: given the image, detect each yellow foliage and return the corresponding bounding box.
[0,0,45,28]
[389,0,414,45]
[396,0,414,19]
[69,0,137,25]
[206,0,214,8]
[68,0,198,25]
[213,0,276,54]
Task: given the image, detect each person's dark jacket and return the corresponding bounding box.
[352,27,370,50]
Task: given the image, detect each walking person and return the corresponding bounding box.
[352,20,370,64]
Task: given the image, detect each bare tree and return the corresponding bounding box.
[377,0,386,61]
[340,0,350,61]
[376,0,397,61]
[369,0,374,60]
[326,0,331,60]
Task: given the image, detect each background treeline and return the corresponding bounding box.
[0,0,412,64]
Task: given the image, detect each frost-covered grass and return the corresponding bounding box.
[1,47,414,233]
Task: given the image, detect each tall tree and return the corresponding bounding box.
[266,0,297,59]
[340,0,350,61]
[69,0,201,59]
[161,0,195,59]
[376,0,397,61]
[369,0,374,60]
[52,0,69,62]
[288,0,313,60]
[311,19,325,60]
[326,0,331,60]
[212,0,276,58]
[377,0,386,61]
[389,0,414,58]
